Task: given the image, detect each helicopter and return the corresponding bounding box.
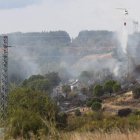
[124,9,128,16]
[116,8,128,26]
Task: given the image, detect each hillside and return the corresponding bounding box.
[4,31,140,83]
[103,91,140,114]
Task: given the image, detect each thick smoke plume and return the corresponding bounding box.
[4,30,140,83]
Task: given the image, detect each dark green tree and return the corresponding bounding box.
[22,73,61,93]
[91,102,102,112]
[22,75,44,86]
[93,85,104,97]
[113,83,121,93]
[86,100,93,107]
[23,79,51,93]
[104,80,116,95]
[86,98,102,107]
[45,72,61,87]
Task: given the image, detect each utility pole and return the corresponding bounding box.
[0,36,8,122]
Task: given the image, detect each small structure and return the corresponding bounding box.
[69,79,82,91]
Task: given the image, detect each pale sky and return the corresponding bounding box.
[0,0,139,37]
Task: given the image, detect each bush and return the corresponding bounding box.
[86,100,93,107]
[104,80,116,94]
[92,98,102,103]
[133,86,140,99]
[91,102,102,112]
[113,83,121,92]
[93,85,104,97]
[75,109,81,116]
[6,109,44,139]
[7,88,59,139]
[118,108,132,117]
[86,98,102,107]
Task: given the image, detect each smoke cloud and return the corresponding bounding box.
[4,29,140,84]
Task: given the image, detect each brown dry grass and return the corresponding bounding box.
[60,131,140,140]
[3,131,140,140]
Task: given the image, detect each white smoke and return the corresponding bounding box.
[114,13,129,77]
[9,46,40,79]
[120,26,128,54]
[113,64,119,77]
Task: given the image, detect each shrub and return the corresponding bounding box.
[104,80,116,94]
[75,109,81,116]
[93,85,104,97]
[86,98,102,107]
[86,100,93,107]
[92,98,102,103]
[118,108,132,117]
[6,109,44,139]
[113,83,121,92]
[7,88,59,139]
[91,102,102,112]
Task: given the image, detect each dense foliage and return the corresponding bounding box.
[86,98,102,107]
[91,102,102,112]
[6,88,59,139]
[103,80,116,94]
[113,83,121,93]
[22,72,61,93]
[93,85,104,97]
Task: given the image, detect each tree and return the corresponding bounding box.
[93,85,104,97]
[86,100,93,107]
[23,79,52,93]
[22,75,44,86]
[91,102,102,112]
[45,72,61,87]
[113,83,121,93]
[104,80,116,95]
[22,73,61,93]
[86,98,102,107]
